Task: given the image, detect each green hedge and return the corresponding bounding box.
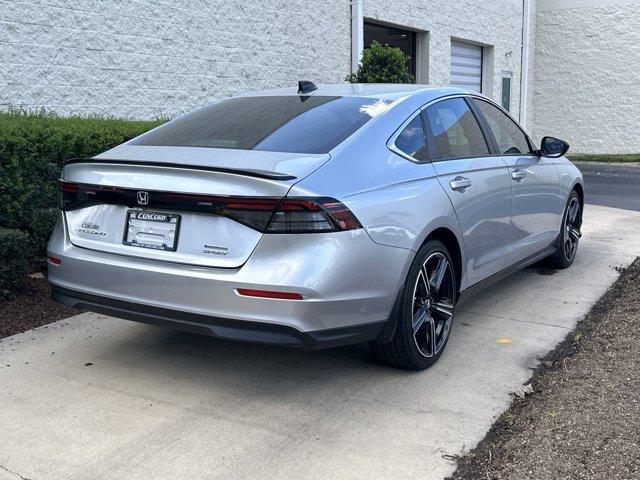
[0,228,30,300]
[0,109,164,272]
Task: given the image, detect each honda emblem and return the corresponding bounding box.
[137,191,149,205]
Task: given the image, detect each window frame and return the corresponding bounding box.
[386,94,538,165]
[386,109,430,164]
[364,20,418,79]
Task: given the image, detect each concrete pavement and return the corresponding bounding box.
[1,204,640,480]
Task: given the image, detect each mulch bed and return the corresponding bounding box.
[448,258,640,479]
[0,275,80,339]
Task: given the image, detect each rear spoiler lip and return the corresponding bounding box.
[64,158,297,181]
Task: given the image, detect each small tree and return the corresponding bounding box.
[346,40,414,84]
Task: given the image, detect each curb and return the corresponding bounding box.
[572,161,640,168]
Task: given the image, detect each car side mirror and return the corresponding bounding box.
[539,136,569,158]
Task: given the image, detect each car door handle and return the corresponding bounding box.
[449,176,472,191]
[511,169,527,182]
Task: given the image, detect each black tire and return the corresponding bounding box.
[371,240,457,370]
[548,190,582,269]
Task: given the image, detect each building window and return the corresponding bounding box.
[364,21,417,79]
[501,71,512,112]
[450,40,483,92]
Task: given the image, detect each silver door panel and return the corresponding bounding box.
[504,156,565,262]
[432,157,512,286]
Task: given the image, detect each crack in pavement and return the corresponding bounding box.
[0,464,34,480]
[455,309,574,330]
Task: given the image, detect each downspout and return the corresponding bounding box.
[520,0,531,128]
[351,0,364,73]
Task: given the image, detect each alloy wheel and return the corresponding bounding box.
[563,197,581,262]
[411,252,456,358]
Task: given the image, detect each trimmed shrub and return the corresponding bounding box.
[0,109,164,277]
[29,207,59,261]
[346,40,415,84]
[0,109,164,233]
[0,228,30,299]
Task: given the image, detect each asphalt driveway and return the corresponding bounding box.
[1,204,640,480]
[577,162,640,211]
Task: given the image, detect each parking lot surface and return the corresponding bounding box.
[577,162,640,211]
[1,204,640,480]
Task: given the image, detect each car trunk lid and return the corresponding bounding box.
[61,149,329,268]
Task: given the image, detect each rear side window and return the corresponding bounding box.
[473,99,532,155]
[394,114,428,162]
[425,98,489,159]
[131,96,390,154]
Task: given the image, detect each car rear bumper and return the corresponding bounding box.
[47,212,412,344]
[51,285,387,349]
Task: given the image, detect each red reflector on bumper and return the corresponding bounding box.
[48,256,62,266]
[236,288,303,300]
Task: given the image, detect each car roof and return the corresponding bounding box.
[241,83,474,102]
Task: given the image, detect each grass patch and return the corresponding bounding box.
[568,153,640,163]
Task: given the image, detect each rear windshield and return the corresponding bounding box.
[131,95,390,154]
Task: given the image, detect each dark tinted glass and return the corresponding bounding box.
[474,99,531,155]
[501,76,511,111]
[132,96,390,154]
[425,98,489,159]
[394,115,427,161]
[364,21,417,77]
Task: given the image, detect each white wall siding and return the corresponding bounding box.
[0,0,351,118]
[531,1,640,153]
[3,0,637,155]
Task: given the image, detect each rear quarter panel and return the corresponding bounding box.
[292,103,468,289]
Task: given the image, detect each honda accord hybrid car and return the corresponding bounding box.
[48,82,584,370]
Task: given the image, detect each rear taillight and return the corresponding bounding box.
[59,180,125,210]
[265,198,362,233]
[58,180,361,233]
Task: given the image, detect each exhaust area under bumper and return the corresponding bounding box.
[51,285,387,349]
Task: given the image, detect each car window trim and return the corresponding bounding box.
[469,97,536,156]
[419,110,441,163]
[421,95,493,163]
[465,96,500,155]
[386,109,430,164]
[387,94,539,165]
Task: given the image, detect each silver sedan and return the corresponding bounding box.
[48,83,584,370]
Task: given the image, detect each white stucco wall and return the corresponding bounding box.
[0,0,527,121]
[0,0,351,118]
[531,0,640,153]
[6,0,637,155]
[363,0,526,121]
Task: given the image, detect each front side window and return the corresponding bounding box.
[425,98,489,159]
[473,99,532,155]
[394,114,427,161]
[131,96,391,154]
